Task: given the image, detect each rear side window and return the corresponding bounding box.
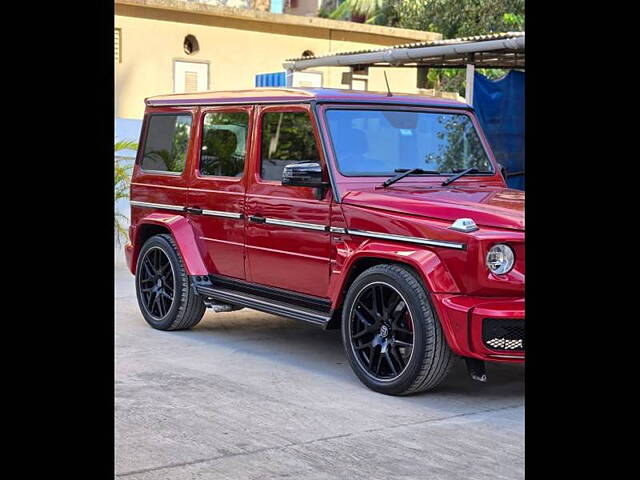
[140,114,192,173]
[260,111,319,181]
[200,112,248,177]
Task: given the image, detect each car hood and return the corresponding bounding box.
[342,185,525,231]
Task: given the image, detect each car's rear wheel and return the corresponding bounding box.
[341,264,454,395]
[135,234,205,330]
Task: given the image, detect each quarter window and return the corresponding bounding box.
[260,111,319,181]
[140,114,192,173]
[200,112,248,177]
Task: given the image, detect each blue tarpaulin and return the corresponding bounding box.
[472,71,524,190]
[255,72,286,87]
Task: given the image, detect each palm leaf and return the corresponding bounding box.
[114,139,138,244]
[115,140,138,152]
[329,0,382,20]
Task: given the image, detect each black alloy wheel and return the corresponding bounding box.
[349,282,415,380]
[135,234,205,330]
[341,264,455,395]
[138,246,175,320]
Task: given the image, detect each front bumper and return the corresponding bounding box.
[431,293,524,362]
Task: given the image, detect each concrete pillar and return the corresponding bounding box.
[465,64,475,105]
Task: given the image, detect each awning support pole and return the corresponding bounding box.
[465,63,475,105]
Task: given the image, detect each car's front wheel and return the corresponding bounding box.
[341,264,454,395]
[135,233,205,330]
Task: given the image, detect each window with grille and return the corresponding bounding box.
[114,28,121,63]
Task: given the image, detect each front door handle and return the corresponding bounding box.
[184,206,203,214]
[248,215,266,224]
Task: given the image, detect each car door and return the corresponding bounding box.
[186,106,252,279]
[245,104,332,298]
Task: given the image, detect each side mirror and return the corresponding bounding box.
[498,163,507,181]
[282,162,328,188]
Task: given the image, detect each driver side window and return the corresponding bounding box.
[260,111,319,181]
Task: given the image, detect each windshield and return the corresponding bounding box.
[325,109,494,176]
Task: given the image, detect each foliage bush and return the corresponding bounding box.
[115,140,137,244]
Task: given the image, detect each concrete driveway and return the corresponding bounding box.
[116,262,524,480]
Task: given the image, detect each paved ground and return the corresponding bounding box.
[116,262,524,480]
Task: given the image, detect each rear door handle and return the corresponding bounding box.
[248,215,266,223]
[184,206,203,214]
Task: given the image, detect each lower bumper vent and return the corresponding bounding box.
[482,318,525,351]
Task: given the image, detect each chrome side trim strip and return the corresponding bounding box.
[129,201,243,219]
[130,200,184,212]
[264,218,327,232]
[130,202,463,249]
[488,354,525,359]
[202,209,243,219]
[347,229,465,250]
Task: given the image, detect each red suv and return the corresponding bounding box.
[124,88,524,395]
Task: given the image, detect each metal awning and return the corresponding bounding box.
[282,32,524,104]
[283,32,524,71]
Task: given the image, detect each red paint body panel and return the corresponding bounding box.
[328,239,461,309]
[128,89,525,364]
[342,186,524,231]
[128,213,209,276]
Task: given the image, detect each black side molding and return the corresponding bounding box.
[190,275,334,328]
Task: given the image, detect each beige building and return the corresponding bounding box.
[115,0,442,122]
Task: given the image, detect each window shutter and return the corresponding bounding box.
[114,28,121,63]
[184,71,199,93]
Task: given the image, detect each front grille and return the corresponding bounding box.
[482,318,525,351]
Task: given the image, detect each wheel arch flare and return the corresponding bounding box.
[128,213,209,276]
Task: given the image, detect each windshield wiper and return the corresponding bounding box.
[382,168,440,188]
[441,167,478,186]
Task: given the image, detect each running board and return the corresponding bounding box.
[194,284,332,327]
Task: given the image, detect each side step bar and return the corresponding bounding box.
[195,284,332,327]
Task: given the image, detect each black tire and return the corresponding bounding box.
[135,234,205,331]
[341,264,454,395]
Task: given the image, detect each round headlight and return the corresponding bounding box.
[486,244,515,275]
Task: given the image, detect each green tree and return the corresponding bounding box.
[398,0,524,95]
[324,0,399,25]
[398,0,524,38]
[115,140,137,244]
[322,0,524,96]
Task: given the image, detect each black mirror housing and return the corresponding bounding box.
[281,162,328,188]
[498,162,507,181]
